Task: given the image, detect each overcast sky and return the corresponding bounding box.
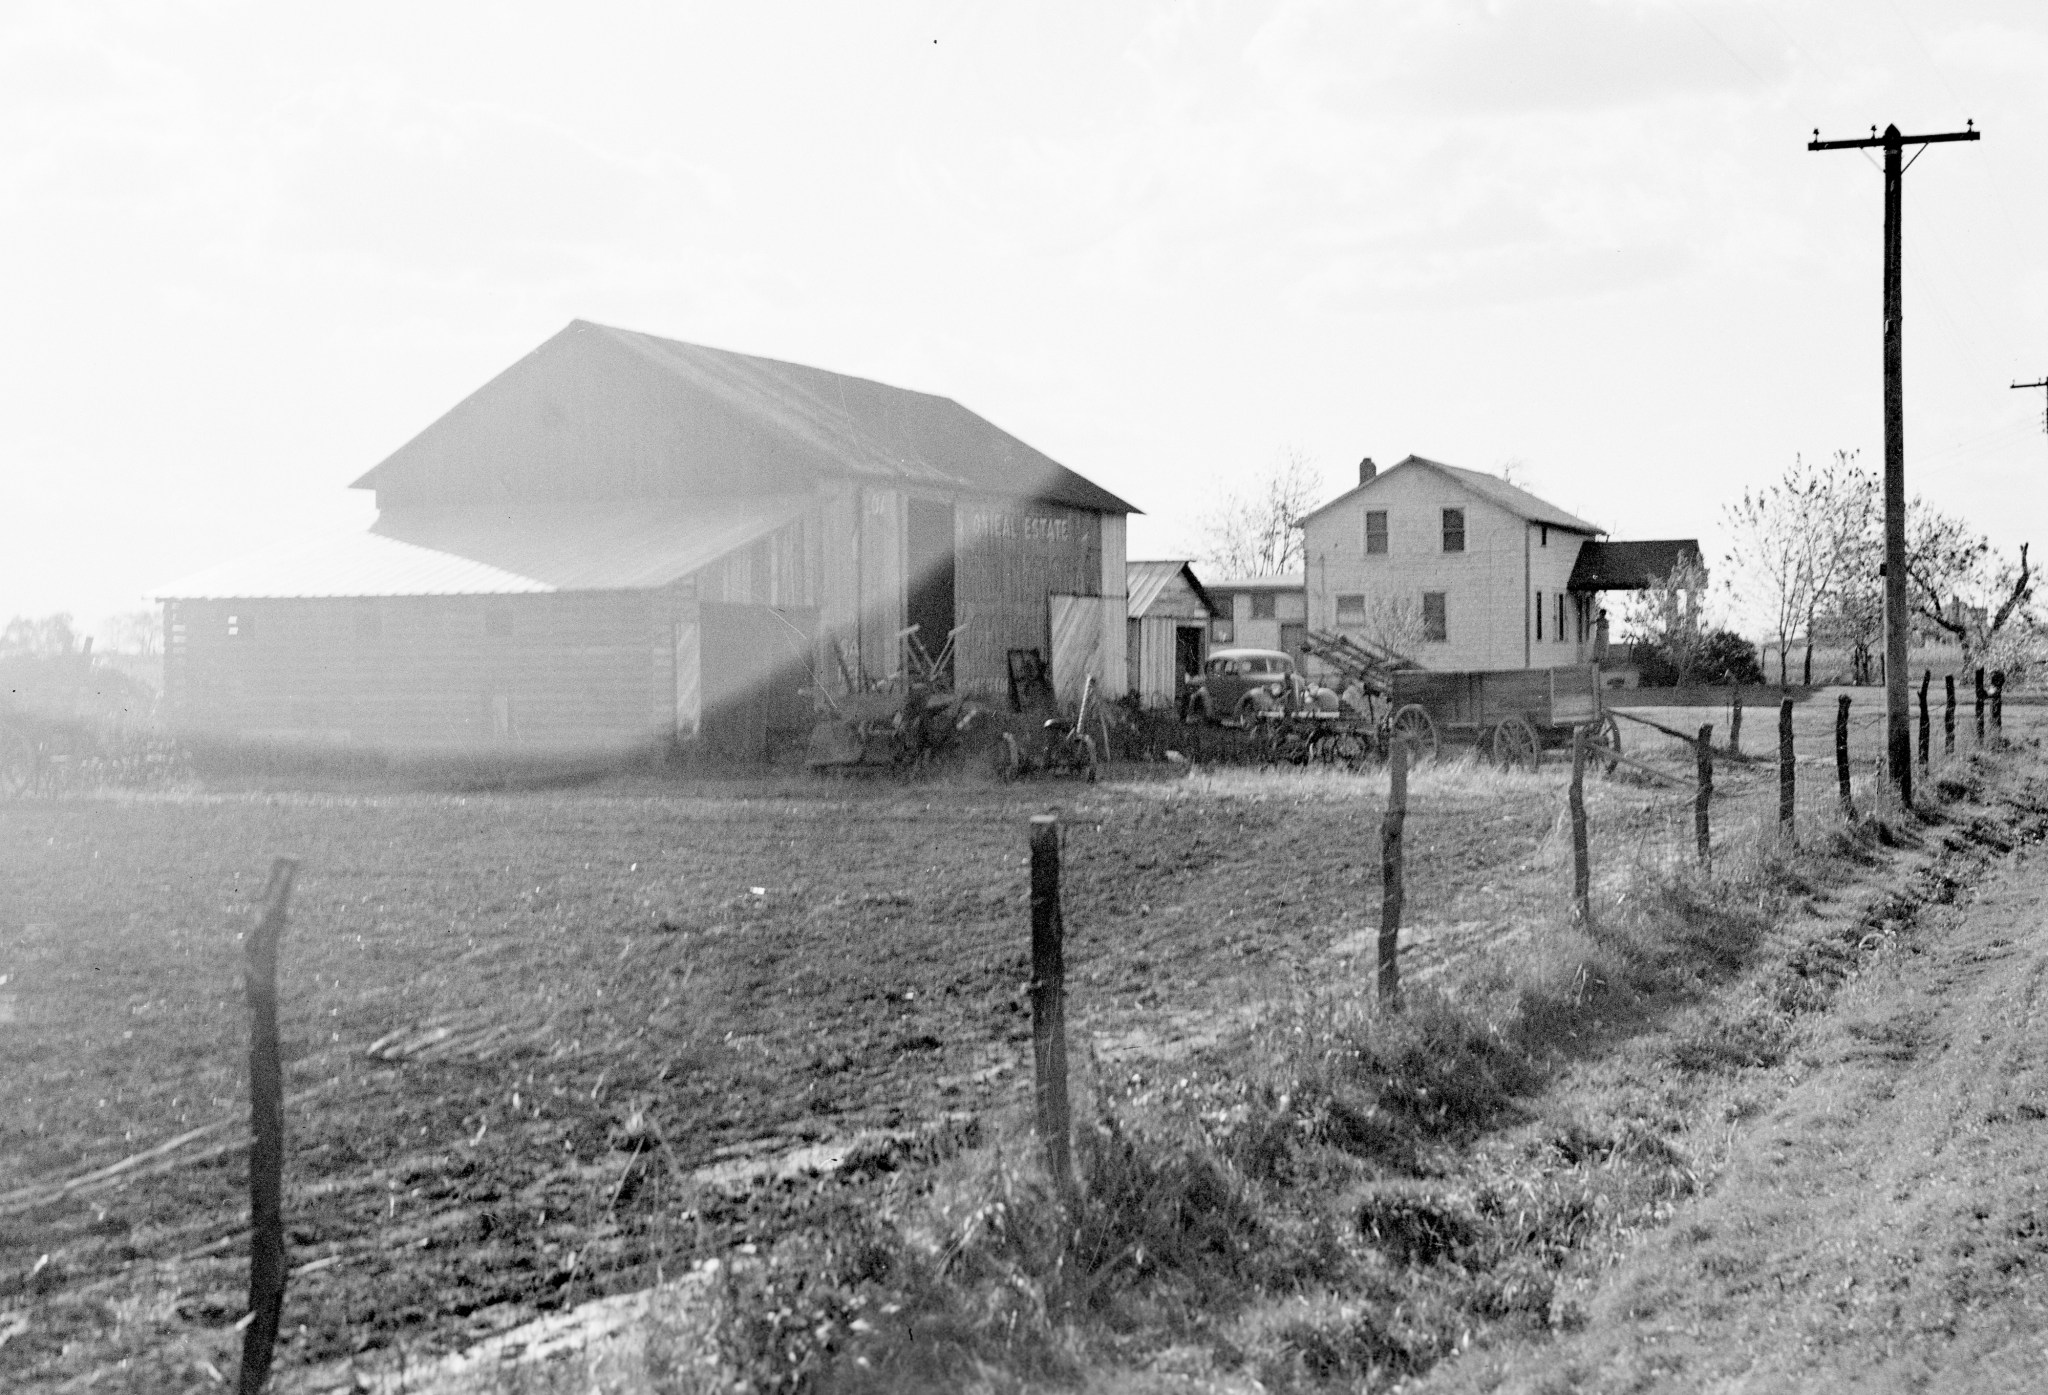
[5,0,2045,641]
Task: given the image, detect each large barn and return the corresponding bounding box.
[155,320,1137,760]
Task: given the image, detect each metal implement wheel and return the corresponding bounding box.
[1587,713,1622,775]
[1315,728,1373,772]
[992,732,1022,782]
[1389,704,1438,762]
[1489,714,1541,772]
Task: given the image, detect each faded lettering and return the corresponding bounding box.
[968,510,1074,545]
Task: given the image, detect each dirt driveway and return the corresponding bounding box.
[1427,807,2048,1392]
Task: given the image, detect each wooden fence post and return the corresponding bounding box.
[1992,670,2005,741]
[1918,670,1931,768]
[1569,725,1591,925]
[1027,816,1076,1206]
[1379,737,1408,1008]
[1695,723,1713,868]
[1728,689,1742,757]
[1836,695,1855,819]
[1778,699,1795,839]
[1975,668,1987,745]
[238,858,300,1395]
[1944,673,1956,756]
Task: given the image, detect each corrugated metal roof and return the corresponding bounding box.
[1299,455,1605,535]
[354,320,1139,516]
[151,497,810,600]
[1126,560,1217,618]
[1566,539,1705,593]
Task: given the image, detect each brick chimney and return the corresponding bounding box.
[1358,456,1377,486]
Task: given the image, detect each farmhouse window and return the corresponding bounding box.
[1365,511,1388,554]
[1422,592,1448,642]
[1251,592,1277,620]
[1534,591,1543,640]
[1442,509,1465,553]
[1556,594,1566,642]
[1336,594,1366,626]
[1541,525,1549,546]
[1212,619,1234,644]
[226,613,248,638]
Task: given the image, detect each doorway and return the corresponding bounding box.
[905,498,956,681]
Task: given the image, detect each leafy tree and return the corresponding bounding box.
[1621,554,1711,686]
[1197,446,1322,578]
[1903,502,2035,672]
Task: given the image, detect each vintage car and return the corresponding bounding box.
[1185,648,1339,725]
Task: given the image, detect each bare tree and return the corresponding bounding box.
[1904,501,2035,669]
[1358,594,1426,660]
[1197,446,1323,578]
[1722,482,1812,686]
[1786,451,1880,686]
[100,609,163,658]
[0,613,81,658]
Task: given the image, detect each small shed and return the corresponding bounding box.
[1125,561,1217,707]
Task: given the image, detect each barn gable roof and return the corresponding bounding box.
[151,497,811,600]
[352,320,1137,515]
[1298,455,1604,536]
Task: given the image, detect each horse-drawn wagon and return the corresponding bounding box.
[1385,663,1620,771]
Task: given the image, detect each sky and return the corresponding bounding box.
[4,0,2045,644]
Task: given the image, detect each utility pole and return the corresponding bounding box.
[2016,376,2048,436]
[1810,120,1979,808]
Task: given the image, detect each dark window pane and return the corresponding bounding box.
[1365,510,1388,554]
[1336,593,1366,626]
[1423,592,1448,642]
[1251,593,1277,620]
[1442,509,1465,553]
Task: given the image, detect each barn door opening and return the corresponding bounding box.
[905,498,956,682]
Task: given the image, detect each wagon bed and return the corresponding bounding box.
[1386,664,1618,769]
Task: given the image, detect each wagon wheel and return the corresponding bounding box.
[1489,714,1541,773]
[0,729,33,799]
[1587,713,1622,775]
[1389,704,1438,762]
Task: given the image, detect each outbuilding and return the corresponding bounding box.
[156,320,1136,760]
[1124,560,1217,708]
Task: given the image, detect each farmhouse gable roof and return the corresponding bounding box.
[352,320,1137,515]
[1299,455,1604,536]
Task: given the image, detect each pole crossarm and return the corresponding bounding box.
[1809,121,1979,151]
[2016,378,2048,435]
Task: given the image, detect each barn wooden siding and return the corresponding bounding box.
[954,500,1106,701]
[164,589,687,753]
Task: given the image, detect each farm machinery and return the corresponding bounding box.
[803,629,1099,781]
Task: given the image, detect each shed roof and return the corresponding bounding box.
[1566,539,1706,593]
[1125,560,1217,619]
[151,497,810,600]
[353,320,1138,515]
[1298,455,1604,535]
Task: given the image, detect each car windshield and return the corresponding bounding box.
[1249,657,1288,674]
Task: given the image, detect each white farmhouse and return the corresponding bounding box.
[1300,454,1701,673]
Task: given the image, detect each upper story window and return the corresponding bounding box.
[1441,508,1465,553]
[1365,510,1388,554]
[1211,619,1234,645]
[1251,592,1277,621]
[1336,594,1366,627]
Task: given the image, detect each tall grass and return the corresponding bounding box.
[686,743,1998,1392]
